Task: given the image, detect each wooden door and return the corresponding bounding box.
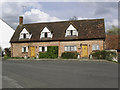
[30,46,35,57]
[82,45,88,57]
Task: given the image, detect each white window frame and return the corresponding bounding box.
[39,46,47,52]
[40,27,53,39]
[65,24,78,37]
[92,44,100,50]
[19,28,32,40]
[22,46,28,53]
[64,46,77,51]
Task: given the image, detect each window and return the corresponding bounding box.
[23,34,26,39]
[64,46,77,51]
[19,28,32,40]
[70,30,73,36]
[22,46,28,52]
[45,32,48,38]
[92,44,100,50]
[40,27,53,39]
[65,24,78,37]
[39,46,47,52]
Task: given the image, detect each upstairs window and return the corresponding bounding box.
[23,33,26,39]
[19,28,32,40]
[40,27,53,39]
[65,24,78,37]
[45,32,48,38]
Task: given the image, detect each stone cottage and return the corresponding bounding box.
[10,16,105,58]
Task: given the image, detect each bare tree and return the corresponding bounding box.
[69,16,78,21]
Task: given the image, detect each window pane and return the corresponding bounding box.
[42,47,45,52]
[64,46,67,51]
[45,33,47,38]
[71,46,74,51]
[68,46,70,51]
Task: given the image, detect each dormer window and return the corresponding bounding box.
[65,24,78,37]
[19,28,32,40]
[40,27,53,39]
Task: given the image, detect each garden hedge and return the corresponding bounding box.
[39,46,58,58]
[61,52,78,59]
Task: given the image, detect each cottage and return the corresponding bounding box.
[10,16,105,58]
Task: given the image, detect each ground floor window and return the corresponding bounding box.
[92,44,99,50]
[22,46,28,52]
[64,46,77,51]
[39,46,47,52]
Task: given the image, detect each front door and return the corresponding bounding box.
[30,46,35,57]
[82,45,88,57]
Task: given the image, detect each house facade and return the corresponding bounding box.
[10,16,105,58]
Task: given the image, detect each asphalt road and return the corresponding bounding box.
[2,60,118,88]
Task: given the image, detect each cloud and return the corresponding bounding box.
[105,19,118,31]
[24,9,62,23]
[94,2,118,16]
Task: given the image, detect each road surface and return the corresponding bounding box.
[2,60,118,88]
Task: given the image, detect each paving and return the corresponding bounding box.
[2,60,118,88]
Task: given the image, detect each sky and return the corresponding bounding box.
[0,0,119,31]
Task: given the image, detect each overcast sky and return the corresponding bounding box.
[1,1,119,31]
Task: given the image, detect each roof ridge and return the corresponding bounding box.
[23,18,104,25]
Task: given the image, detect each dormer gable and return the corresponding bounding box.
[67,24,77,30]
[21,28,29,34]
[19,28,32,39]
[40,27,53,38]
[65,24,78,37]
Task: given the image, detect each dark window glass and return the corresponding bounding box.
[42,47,45,52]
[45,32,47,38]
[24,47,26,52]
[23,34,26,39]
[70,30,73,36]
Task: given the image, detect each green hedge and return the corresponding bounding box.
[39,46,58,59]
[91,50,117,60]
[61,52,78,59]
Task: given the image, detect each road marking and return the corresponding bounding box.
[2,76,23,88]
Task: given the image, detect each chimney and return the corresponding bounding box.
[19,16,23,25]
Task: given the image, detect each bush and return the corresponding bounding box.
[4,48,11,57]
[61,52,78,59]
[39,46,58,59]
[91,50,117,60]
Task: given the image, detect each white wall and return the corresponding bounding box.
[0,19,15,50]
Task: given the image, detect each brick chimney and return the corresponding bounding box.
[19,16,23,25]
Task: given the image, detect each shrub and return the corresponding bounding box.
[61,52,78,59]
[39,46,58,59]
[91,50,117,60]
[4,48,11,57]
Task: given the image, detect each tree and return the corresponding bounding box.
[4,48,11,57]
[69,16,78,21]
[106,25,120,35]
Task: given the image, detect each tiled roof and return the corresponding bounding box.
[105,35,120,50]
[10,19,105,43]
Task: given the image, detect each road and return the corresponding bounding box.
[2,60,118,88]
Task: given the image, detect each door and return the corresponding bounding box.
[82,45,88,57]
[30,46,35,57]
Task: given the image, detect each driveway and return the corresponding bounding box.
[2,60,118,88]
